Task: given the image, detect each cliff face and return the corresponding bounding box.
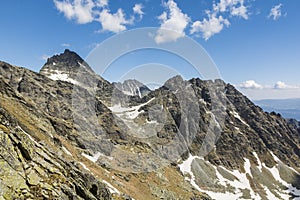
[0,50,300,199]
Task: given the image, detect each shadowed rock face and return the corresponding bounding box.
[0,50,300,199]
[41,49,93,73]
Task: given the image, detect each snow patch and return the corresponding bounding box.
[46,69,81,85]
[179,154,203,176]
[82,152,113,163]
[78,62,87,70]
[102,180,120,195]
[179,154,256,199]
[230,111,249,127]
[179,155,260,200]
[270,151,280,163]
[79,162,90,171]
[180,152,299,200]
[62,146,72,156]
[208,111,221,128]
[109,98,155,120]
[178,154,204,192]
[263,162,300,197]
[18,126,42,148]
[214,167,228,187]
[263,186,278,200]
[253,152,262,172]
[244,158,252,178]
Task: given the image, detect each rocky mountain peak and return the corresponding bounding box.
[44,49,84,68]
[113,79,151,98]
[39,49,94,85]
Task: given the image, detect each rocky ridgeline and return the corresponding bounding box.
[0,50,299,199]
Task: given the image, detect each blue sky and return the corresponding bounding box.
[0,0,299,99]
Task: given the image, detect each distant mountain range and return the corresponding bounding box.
[255,98,300,120]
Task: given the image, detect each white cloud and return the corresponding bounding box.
[231,3,248,19]
[98,9,130,33]
[133,3,144,19]
[191,12,230,41]
[190,0,249,40]
[54,0,138,33]
[213,0,249,19]
[155,0,190,44]
[96,0,108,7]
[239,80,263,89]
[54,0,95,24]
[274,81,298,89]
[239,80,299,91]
[240,81,300,100]
[268,4,283,20]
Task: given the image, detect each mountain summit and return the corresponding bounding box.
[40,49,94,84]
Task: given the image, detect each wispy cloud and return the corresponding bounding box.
[133,3,144,20]
[61,43,71,47]
[268,4,284,20]
[155,0,190,44]
[41,54,50,61]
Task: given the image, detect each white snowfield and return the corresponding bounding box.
[108,98,155,120]
[43,69,81,85]
[108,98,164,138]
[179,152,300,200]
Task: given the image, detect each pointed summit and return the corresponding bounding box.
[40,49,94,84]
[41,49,93,72]
[46,49,84,66]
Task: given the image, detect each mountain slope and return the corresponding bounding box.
[0,50,300,199]
[0,59,210,200]
[0,77,111,199]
